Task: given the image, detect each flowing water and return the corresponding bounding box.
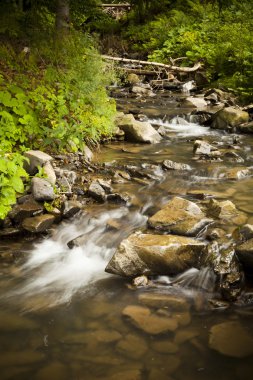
[1,92,253,380]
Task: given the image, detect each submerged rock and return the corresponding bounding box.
[148,197,212,236]
[211,106,249,131]
[116,333,148,358]
[209,321,253,358]
[105,232,206,277]
[122,305,178,334]
[138,293,190,311]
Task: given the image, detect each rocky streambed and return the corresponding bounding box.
[1,82,253,379]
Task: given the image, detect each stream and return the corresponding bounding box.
[1,90,253,380]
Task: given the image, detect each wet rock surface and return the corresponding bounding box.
[105,232,206,276]
[148,197,212,236]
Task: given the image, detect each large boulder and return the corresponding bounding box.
[116,114,161,144]
[105,232,206,277]
[148,197,212,236]
[211,106,249,131]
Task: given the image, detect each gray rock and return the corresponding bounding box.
[31,177,55,201]
[181,96,207,109]
[62,200,82,219]
[105,232,206,277]
[162,160,191,171]
[97,178,113,193]
[148,197,212,236]
[22,214,55,233]
[116,114,161,144]
[83,145,93,162]
[209,321,253,358]
[57,176,72,194]
[211,106,249,131]
[132,85,155,97]
[193,140,216,155]
[24,150,53,175]
[67,233,87,249]
[122,305,178,334]
[43,161,56,186]
[88,181,106,202]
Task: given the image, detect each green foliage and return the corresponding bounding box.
[123,0,253,101]
[0,152,29,219]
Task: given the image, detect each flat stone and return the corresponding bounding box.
[162,160,191,171]
[105,232,206,277]
[106,369,142,380]
[24,150,53,175]
[22,214,55,233]
[174,329,199,345]
[209,321,253,357]
[8,201,43,223]
[116,333,148,358]
[122,305,178,334]
[31,177,55,201]
[35,362,68,380]
[151,341,179,354]
[148,197,212,236]
[0,311,38,331]
[138,293,190,311]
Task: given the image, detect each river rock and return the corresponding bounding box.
[209,321,253,358]
[31,177,55,201]
[88,181,106,202]
[222,167,251,180]
[211,106,249,131]
[22,214,55,233]
[162,160,191,171]
[132,85,155,97]
[35,362,68,380]
[239,224,253,240]
[67,233,87,249]
[105,369,142,380]
[148,197,212,236]
[8,201,43,223]
[151,340,179,354]
[238,120,253,133]
[138,293,190,311]
[116,114,161,144]
[116,333,148,358]
[133,275,149,287]
[122,305,178,334]
[43,161,56,186]
[24,150,53,175]
[236,238,253,273]
[107,192,131,204]
[105,232,206,277]
[181,96,207,109]
[62,200,82,219]
[207,199,246,225]
[193,140,216,156]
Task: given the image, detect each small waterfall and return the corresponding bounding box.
[5,208,147,310]
[149,116,216,138]
[181,80,196,94]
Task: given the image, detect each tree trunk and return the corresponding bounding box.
[55,0,70,36]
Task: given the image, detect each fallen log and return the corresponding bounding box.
[102,55,202,73]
